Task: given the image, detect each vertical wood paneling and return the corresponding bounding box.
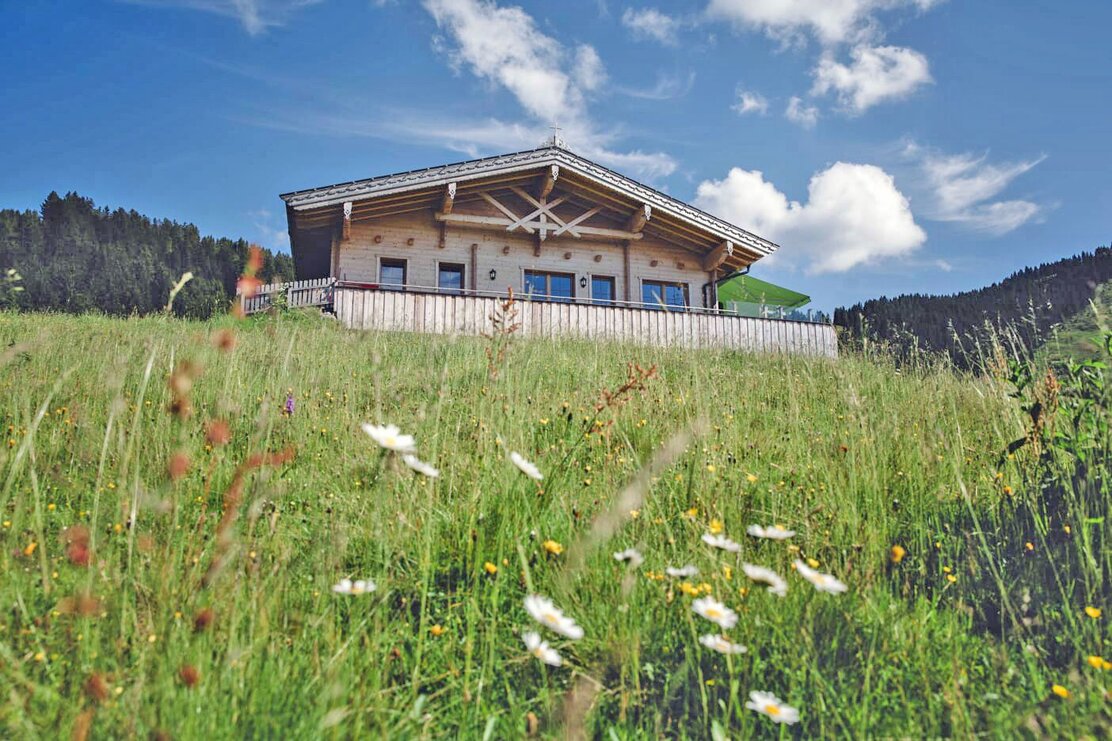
[332,288,836,357]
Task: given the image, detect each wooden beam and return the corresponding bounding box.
[552,206,602,237]
[505,194,569,233]
[341,202,352,241]
[441,183,457,215]
[538,165,559,200]
[626,204,650,233]
[509,186,575,236]
[479,192,534,234]
[702,240,733,271]
[622,240,631,302]
[434,212,643,240]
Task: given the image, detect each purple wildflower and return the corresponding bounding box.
[284,393,295,416]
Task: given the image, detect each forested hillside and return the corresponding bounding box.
[835,246,1112,364]
[0,192,294,317]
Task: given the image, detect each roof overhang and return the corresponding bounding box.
[280,146,779,272]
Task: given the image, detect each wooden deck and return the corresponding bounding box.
[333,285,837,357]
[239,278,335,314]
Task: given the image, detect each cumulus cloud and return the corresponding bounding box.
[784,96,819,128]
[812,45,931,112]
[914,148,1046,234]
[120,0,322,35]
[621,7,683,45]
[704,0,940,46]
[423,0,675,179]
[732,89,769,115]
[694,162,926,273]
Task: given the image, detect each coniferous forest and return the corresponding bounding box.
[835,246,1112,364]
[0,192,294,318]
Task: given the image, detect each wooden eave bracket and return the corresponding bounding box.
[702,240,734,271]
[341,201,352,241]
[538,165,559,200]
[626,204,651,234]
[441,183,457,215]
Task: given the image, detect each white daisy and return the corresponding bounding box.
[613,548,644,568]
[401,454,439,478]
[742,563,788,597]
[523,631,562,667]
[331,578,376,596]
[746,691,800,724]
[510,451,543,481]
[746,524,796,540]
[665,565,699,578]
[524,594,584,639]
[692,596,738,630]
[361,423,417,454]
[702,533,741,553]
[793,559,848,594]
[698,634,748,655]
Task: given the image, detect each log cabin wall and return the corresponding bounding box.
[333,212,713,306]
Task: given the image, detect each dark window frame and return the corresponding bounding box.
[379,258,407,290]
[523,269,576,303]
[437,262,466,294]
[641,279,689,310]
[590,275,616,306]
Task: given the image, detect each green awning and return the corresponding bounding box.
[716,275,810,308]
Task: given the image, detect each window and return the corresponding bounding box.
[523,270,575,303]
[438,263,465,294]
[379,258,407,289]
[641,280,688,310]
[591,275,615,306]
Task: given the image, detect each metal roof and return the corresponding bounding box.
[280,146,778,257]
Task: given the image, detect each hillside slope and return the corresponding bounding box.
[0,192,294,318]
[1041,279,1112,365]
[835,246,1112,365]
[0,312,1107,737]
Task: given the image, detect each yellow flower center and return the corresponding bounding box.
[764,704,781,716]
[706,608,721,619]
[544,613,559,625]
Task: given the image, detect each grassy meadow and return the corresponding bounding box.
[0,309,1108,738]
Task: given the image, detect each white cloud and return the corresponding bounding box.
[120,0,322,35]
[422,0,675,179]
[732,88,769,115]
[621,7,682,46]
[618,71,697,100]
[812,44,931,112]
[704,0,940,46]
[694,162,926,273]
[784,96,818,128]
[910,146,1046,234]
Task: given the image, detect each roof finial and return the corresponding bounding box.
[548,123,566,149]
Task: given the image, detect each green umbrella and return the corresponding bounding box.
[716,275,810,309]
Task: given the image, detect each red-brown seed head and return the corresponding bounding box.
[205,420,231,446]
[179,665,200,688]
[83,673,109,703]
[168,452,190,482]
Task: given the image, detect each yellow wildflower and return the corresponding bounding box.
[1086,655,1112,670]
[685,507,698,519]
[890,545,906,564]
[543,540,564,556]
[430,625,445,637]
[806,558,820,569]
[483,562,498,575]
[709,519,724,535]
[1084,606,1101,619]
[22,542,36,557]
[1051,684,1070,699]
[746,473,758,483]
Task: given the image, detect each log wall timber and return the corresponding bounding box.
[334,213,708,306]
[333,286,837,358]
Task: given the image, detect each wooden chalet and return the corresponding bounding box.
[279,142,836,357]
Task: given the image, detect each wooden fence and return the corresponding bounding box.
[334,286,837,357]
[238,278,335,314]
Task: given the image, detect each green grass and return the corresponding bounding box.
[0,310,1107,738]
[1042,280,1112,366]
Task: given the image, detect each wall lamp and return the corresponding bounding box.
[489,269,497,281]
[579,276,588,288]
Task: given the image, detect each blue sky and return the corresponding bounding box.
[1,0,1109,310]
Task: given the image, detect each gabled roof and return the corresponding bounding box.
[280,145,778,258]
